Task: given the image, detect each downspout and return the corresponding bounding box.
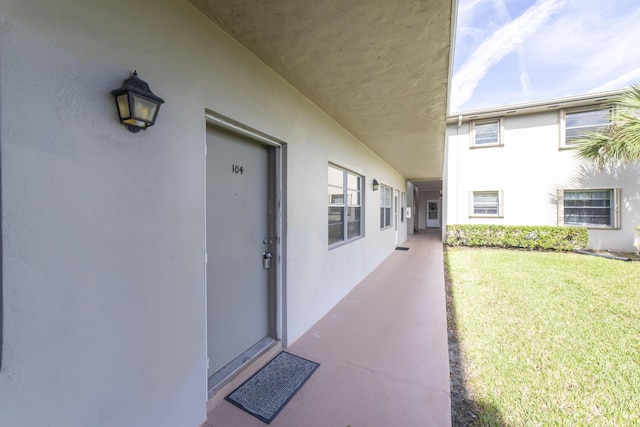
[456,114,462,224]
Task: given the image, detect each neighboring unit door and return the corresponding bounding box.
[426,199,440,228]
[206,125,274,381]
[394,190,399,245]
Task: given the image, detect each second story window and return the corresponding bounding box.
[470,118,503,148]
[560,107,610,148]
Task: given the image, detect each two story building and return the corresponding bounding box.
[444,90,640,253]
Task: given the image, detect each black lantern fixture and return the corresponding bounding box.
[111,71,164,132]
[372,179,379,191]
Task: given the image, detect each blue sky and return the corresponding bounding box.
[450,0,640,112]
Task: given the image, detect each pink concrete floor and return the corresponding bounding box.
[203,230,451,427]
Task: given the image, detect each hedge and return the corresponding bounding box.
[445,224,588,251]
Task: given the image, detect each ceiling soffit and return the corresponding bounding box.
[189,0,454,181]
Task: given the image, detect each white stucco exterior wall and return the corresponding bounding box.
[0,1,409,426]
[444,109,640,252]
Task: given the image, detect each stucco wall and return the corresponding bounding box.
[444,111,640,252]
[0,1,408,426]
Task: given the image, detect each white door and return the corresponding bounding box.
[426,199,440,228]
[394,190,399,245]
[206,125,274,383]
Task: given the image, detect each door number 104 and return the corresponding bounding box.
[232,164,244,174]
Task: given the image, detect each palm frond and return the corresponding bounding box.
[574,83,640,167]
[573,131,614,169]
[617,82,640,110]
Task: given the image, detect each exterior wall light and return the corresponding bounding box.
[372,179,379,191]
[111,71,164,132]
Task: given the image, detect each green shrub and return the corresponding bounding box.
[445,224,588,251]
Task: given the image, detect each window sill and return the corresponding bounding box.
[470,143,502,149]
[563,223,619,230]
[328,235,364,250]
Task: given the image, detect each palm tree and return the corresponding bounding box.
[574,84,640,168]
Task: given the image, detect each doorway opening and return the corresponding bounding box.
[426,199,440,228]
[204,113,284,394]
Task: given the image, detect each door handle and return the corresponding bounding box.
[262,252,272,269]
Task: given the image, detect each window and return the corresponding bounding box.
[470,118,503,147]
[470,191,502,217]
[560,107,610,147]
[560,189,620,228]
[401,192,406,222]
[328,165,362,246]
[380,184,392,229]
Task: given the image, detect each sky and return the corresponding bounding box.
[450,0,640,113]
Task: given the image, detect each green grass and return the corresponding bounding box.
[446,248,640,426]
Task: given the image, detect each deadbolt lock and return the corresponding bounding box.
[262,252,272,269]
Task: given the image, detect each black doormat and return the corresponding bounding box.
[225,351,320,424]
[395,246,410,251]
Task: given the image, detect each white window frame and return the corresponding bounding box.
[328,164,363,247]
[380,184,392,230]
[559,106,611,149]
[400,192,406,222]
[558,188,620,229]
[470,118,504,148]
[469,190,503,218]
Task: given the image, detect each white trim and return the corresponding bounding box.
[205,111,284,148]
[448,89,623,123]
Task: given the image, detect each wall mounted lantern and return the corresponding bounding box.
[111,71,164,133]
[372,179,379,191]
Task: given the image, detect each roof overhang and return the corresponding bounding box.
[189,0,456,182]
[447,90,625,125]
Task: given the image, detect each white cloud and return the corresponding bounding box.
[518,53,532,94]
[490,0,532,97]
[451,0,567,111]
[589,66,640,93]
[460,0,487,13]
[512,0,640,94]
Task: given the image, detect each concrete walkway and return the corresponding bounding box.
[204,230,451,426]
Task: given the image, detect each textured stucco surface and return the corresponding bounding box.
[189,0,454,180]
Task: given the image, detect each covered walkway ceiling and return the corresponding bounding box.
[189,0,455,182]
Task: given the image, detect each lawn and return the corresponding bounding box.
[445,247,640,426]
